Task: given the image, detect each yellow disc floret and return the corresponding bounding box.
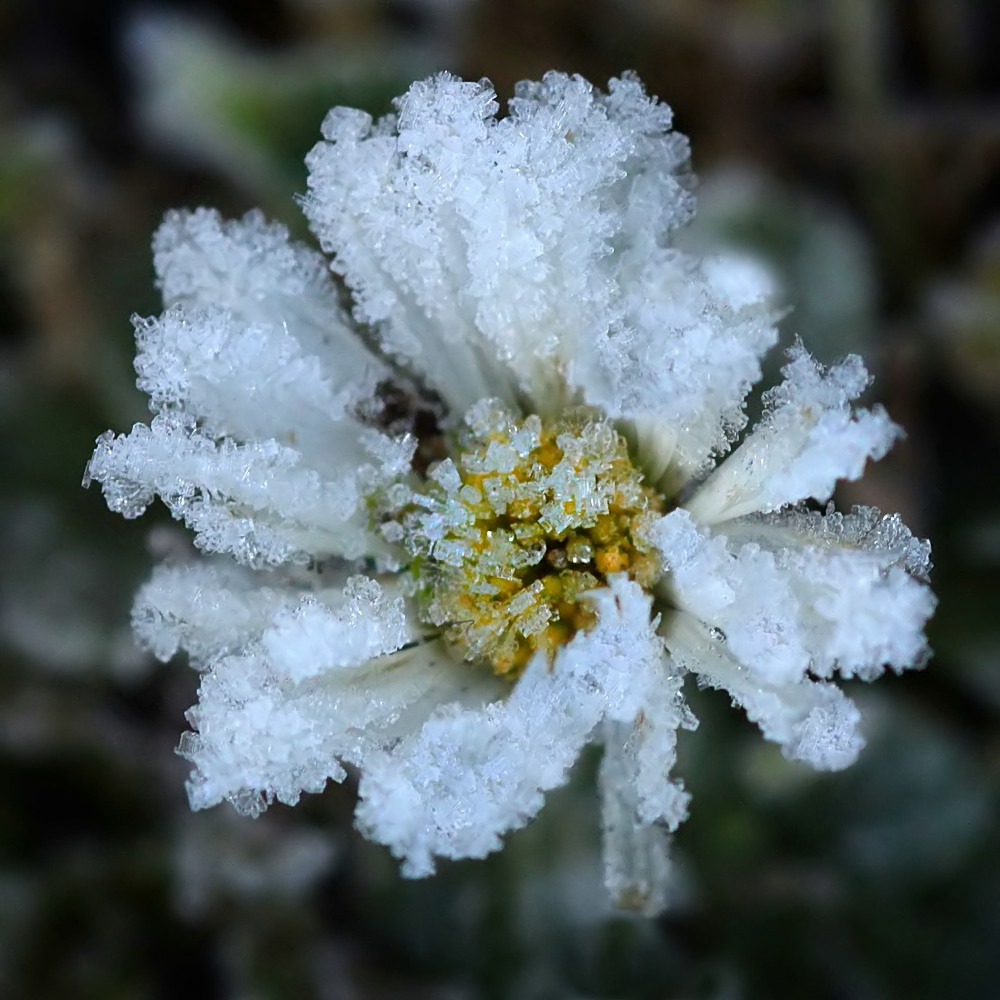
[383,400,664,680]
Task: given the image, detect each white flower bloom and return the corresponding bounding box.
[86,71,935,914]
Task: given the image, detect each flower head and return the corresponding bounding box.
[86,71,935,913]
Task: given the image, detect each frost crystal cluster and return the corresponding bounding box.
[86,72,935,913]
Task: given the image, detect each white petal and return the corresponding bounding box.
[142,209,393,471]
[302,76,517,415]
[594,606,693,918]
[598,721,678,917]
[355,574,669,876]
[700,251,775,312]
[132,561,300,664]
[729,504,932,581]
[355,653,601,876]
[153,207,379,375]
[667,612,865,770]
[733,507,936,679]
[627,688,695,830]
[181,585,486,815]
[570,574,670,723]
[85,412,398,565]
[133,306,386,477]
[685,346,900,524]
[654,508,934,684]
[599,251,778,478]
[261,576,410,684]
[580,580,692,829]
[653,510,811,686]
[303,72,738,425]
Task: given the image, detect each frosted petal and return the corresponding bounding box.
[303,70,774,435]
[742,504,933,581]
[567,574,670,723]
[654,509,811,686]
[767,516,935,679]
[132,561,301,665]
[685,346,900,524]
[597,250,779,477]
[720,506,935,678]
[581,578,692,831]
[598,722,677,917]
[355,654,601,876]
[668,613,865,771]
[181,599,485,814]
[261,576,410,684]
[85,412,394,565]
[155,207,333,307]
[153,210,386,441]
[355,575,669,876]
[153,207,379,371]
[654,508,934,684]
[133,306,383,477]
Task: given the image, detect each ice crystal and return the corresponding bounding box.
[86,71,936,914]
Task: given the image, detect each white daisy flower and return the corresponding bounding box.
[85,71,935,914]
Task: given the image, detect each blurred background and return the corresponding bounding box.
[1,1,999,996]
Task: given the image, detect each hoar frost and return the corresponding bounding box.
[86,71,935,914]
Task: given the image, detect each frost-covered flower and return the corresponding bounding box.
[86,72,935,913]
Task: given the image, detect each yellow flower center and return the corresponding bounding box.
[385,401,663,679]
